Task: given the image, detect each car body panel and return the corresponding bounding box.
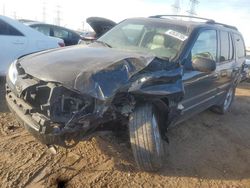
[86,17,116,38]
[0,16,62,76]
[26,22,81,46]
[0,35,27,75]
[18,45,184,101]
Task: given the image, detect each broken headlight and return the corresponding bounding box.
[8,60,18,84]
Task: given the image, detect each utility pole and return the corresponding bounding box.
[2,3,5,16]
[187,0,199,16]
[172,0,181,15]
[55,4,61,26]
[13,11,17,19]
[82,21,85,31]
[42,1,46,22]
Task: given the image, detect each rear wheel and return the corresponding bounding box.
[129,103,164,171]
[212,85,235,114]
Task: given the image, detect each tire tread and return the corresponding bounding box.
[129,104,163,171]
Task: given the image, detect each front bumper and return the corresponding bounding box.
[6,90,64,144]
[6,88,103,145]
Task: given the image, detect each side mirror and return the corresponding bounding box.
[192,57,216,73]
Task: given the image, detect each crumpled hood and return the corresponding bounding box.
[19,45,155,97]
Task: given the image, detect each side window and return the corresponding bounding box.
[73,33,80,40]
[0,19,23,36]
[220,31,233,62]
[53,27,69,39]
[234,34,245,58]
[191,30,217,61]
[69,32,78,40]
[31,25,50,36]
[68,31,73,39]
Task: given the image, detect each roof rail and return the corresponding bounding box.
[149,15,215,22]
[210,21,238,31]
[149,15,238,31]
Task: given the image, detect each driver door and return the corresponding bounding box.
[178,29,220,122]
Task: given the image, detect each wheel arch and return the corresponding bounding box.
[111,92,171,140]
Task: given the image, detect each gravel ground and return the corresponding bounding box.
[0,79,250,188]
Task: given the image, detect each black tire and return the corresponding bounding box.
[212,85,235,114]
[129,103,164,171]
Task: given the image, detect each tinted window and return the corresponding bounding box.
[31,25,50,36]
[68,32,79,40]
[234,34,245,58]
[192,30,217,61]
[220,31,229,61]
[0,19,23,36]
[53,27,69,39]
[220,31,233,62]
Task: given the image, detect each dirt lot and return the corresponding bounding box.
[0,80,250,188]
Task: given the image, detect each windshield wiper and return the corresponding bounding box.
[95,40,112,48]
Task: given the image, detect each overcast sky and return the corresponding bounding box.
[1,0,250,47]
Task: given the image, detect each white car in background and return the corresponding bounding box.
[0,15,65,76]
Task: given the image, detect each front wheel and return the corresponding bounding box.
[129,104,164,171]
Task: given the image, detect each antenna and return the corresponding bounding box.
[172,0,181,15]
[187,0,199,16]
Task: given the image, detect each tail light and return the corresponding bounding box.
[58,42,65,47]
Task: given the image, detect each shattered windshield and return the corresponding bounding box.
[98,19,190,59]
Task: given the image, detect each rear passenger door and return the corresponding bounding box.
[233,33,246,80]
[216,31,235,95]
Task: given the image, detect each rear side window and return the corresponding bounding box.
[234,34,245,58]
[53,27,69,39]
[69,32,79,40]
[0,19,23,36]
[220,31,233,62]
[191,29,217,61]
[31,25,50,36]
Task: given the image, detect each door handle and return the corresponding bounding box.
[213,73,219,78]
[233,67,240,72]
[13,42,24,45]
[13,41,24,45]
[221,71,227,77]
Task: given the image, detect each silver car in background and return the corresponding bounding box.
[0,16,64,76]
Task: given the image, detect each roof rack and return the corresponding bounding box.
[149,15,238,31]
[211,21,238,31]
[149,15,215,22]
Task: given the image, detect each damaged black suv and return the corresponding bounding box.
[6,15,246,171]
